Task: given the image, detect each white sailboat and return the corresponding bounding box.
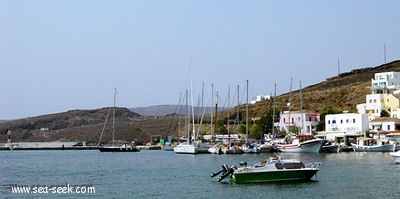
[174,59,199,154]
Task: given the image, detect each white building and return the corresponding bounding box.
[250,95,270,104]
[371,72,400,94]
[369,117,400,132]
[323,113,369,141]
[278,111,320,134]
[357,72,400,120]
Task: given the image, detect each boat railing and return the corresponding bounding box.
[305,162,321,169]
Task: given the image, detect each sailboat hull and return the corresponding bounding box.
[98,146,140,152]
[173,144,198,154]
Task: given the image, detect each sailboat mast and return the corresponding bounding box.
[246,80,249,143]
[189,58,196,143]
[236,85,240,133]
[288,78,292,134]
[186,89,189,144]
[112,88,116,146]
[214,91,218,140]
[210,83,214,138]
[299,81,303,134]
[227,85,230,136]
[272,83,276,140]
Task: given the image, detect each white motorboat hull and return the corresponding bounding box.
[351,143,395,152]
[278,139,324,153]
[389,150,400,157]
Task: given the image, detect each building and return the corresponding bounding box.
[369,117,400,132]
[371,72,400,94]
[250,95,270,104]
[357,72,400,120]
[278,111,320,134]
[322,113,369,141]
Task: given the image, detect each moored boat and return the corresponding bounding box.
[320,142,340,153]
[98,89,140,153]
[208,144,222,154]
[211,154,320,184]
[389,150,400,157]
[389,150,400,164]
[98,145,139,152]
[174,142,199,154]
[351,137,396,152]
[277,135,326,153]
[241,143,261,153]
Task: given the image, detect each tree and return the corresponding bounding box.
[215,120,227,135]
[253,109,276,140]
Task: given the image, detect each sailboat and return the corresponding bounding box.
[174,59,199,154]
[277,80,325,153]
[98,88,140,152]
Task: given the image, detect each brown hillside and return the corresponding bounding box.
[239,60,400,118]
[0,108,177,145]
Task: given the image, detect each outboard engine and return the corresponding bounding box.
[217,165,235,182]
[211,164,229,178]
[211,164,235,182]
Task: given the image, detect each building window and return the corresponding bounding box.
[346,119,350,123]
[328,120,330,124]
[340,120,343,124]
[332,120,336,124]
[353,119,356,123]
[387,125,391,130]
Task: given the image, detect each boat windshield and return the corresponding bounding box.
[275,162,305,170]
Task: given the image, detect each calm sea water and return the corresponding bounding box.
[1,150,399,198]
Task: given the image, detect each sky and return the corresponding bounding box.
[1,0,400,120]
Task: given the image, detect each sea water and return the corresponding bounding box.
[1,150,399,198]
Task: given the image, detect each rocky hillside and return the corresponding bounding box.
[1,60,400,144]
[0,108,178,145]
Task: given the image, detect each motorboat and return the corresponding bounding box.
[241,143,261,153]
[277,135,326,153]
[389,150,400,164]
[389,150,400,157]
[221,145,244,154]
[320,142,340,153]
[351,137,396,152]
[208,144,223,154]
[211,154,320,184]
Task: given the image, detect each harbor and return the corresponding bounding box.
[1,150,399,198]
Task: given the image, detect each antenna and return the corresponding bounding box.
[384,44,387,64]
[337,58,340,76]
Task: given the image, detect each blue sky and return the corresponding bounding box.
[1,0,400,119]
